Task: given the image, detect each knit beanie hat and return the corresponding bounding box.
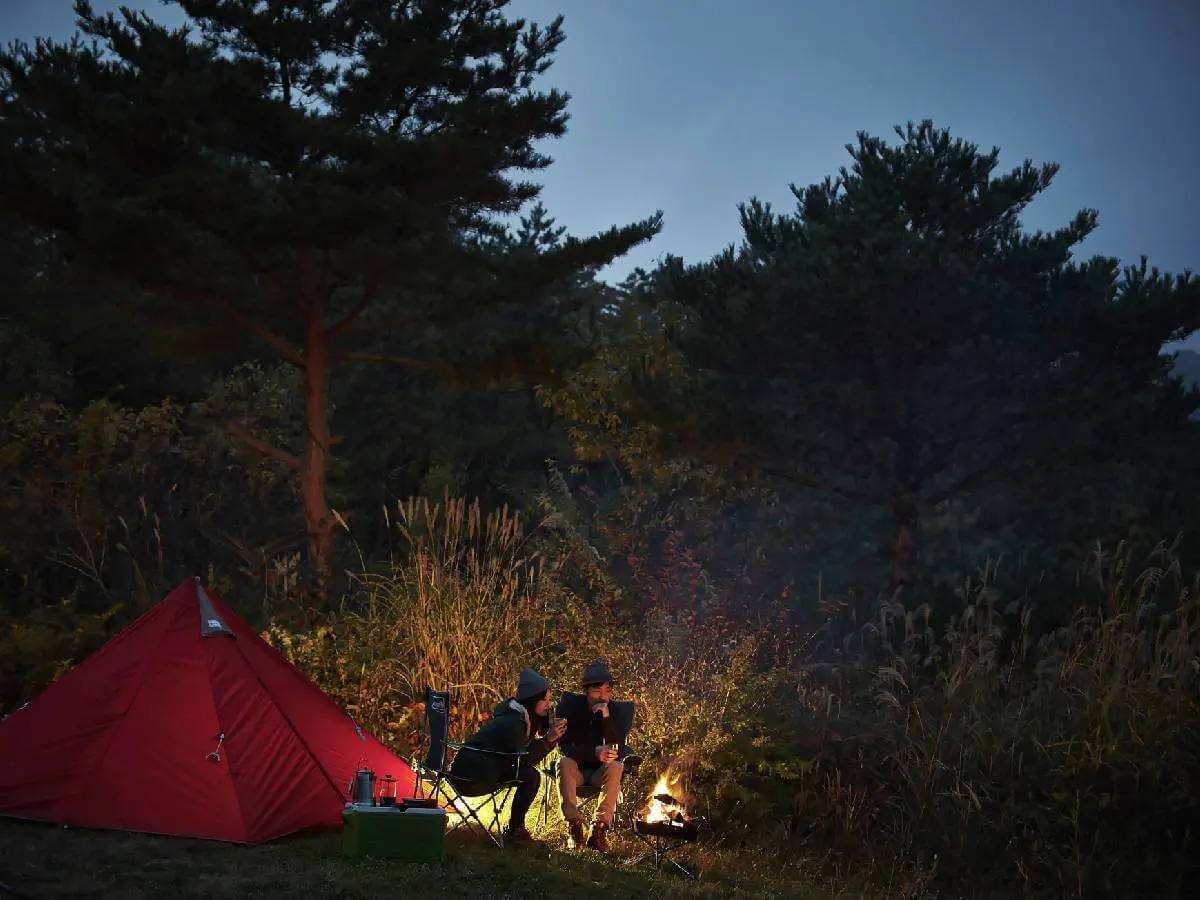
[516,667,550,702]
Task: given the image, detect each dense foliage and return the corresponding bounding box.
[0,0,660,611]
[2,2,1199,897]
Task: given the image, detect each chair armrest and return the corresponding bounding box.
[447,742,529,758]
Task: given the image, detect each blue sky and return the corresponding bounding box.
[4,0,1198,349]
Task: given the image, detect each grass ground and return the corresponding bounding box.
[0,818,834,900]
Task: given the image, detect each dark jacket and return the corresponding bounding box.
[448,698,558,787]
[555,691,634,768]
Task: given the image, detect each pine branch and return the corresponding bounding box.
[225,421,303,470]
[330,351,452,376]
[334,313,436,335]
[216,298,307,367]
[144,280,306,367]
[236,245,299,312]
[326,266,384,339]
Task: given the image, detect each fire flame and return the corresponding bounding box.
[641,769,690,824]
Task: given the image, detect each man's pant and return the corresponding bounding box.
[559,757,623,827]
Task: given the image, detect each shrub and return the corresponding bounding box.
[268,495,815,843]
[0,599,120,714]
[265,494,567,756]
[542,571,816,846]
[268,504,1199,898]
[797,540,1200,897]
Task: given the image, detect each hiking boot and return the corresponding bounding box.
[567,818,586,848]
[505,826,537,846]
[586,820,611,853]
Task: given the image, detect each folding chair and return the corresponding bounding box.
[411,686,528,849]
[539,695,641,840]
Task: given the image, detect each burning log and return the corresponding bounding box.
[635,768,703,840]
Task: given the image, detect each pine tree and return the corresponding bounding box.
[0,0,661,612]
[650,121,1199,590]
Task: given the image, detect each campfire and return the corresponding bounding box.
[634,762,702,841]
[628,755,704,878]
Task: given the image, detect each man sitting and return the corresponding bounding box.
[556,659,634,853]
[448,667,566,844]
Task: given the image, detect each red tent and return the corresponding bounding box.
[0,577,417,843]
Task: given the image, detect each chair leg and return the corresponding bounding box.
[422,774,481,839]
[454,800,495,844]
[431,783,473,837]
[530,771,636,843]
[487,787,513,848]
[539,764,554,826]
[445,785,516,849]
[410,759,426,799]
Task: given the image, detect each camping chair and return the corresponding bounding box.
[539,695,641,840]
[411,686,528,849]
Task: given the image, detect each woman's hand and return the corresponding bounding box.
[548,716,567,742]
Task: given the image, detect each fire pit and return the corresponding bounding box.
[628,772,704,878]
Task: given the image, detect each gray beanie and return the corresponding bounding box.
[581,659,613,686]
[515,667,549,701]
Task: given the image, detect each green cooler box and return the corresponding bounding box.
[341,805,447,862]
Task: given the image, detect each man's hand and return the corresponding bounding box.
[591,701,610,719]
[595,745,619,764]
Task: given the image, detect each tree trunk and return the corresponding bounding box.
[890,493,920,593]
[891,405,921,594]
[302,296,334,616]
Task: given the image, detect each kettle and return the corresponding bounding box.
[348,766,376,806]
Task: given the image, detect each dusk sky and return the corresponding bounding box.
[4,0,1198,350]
